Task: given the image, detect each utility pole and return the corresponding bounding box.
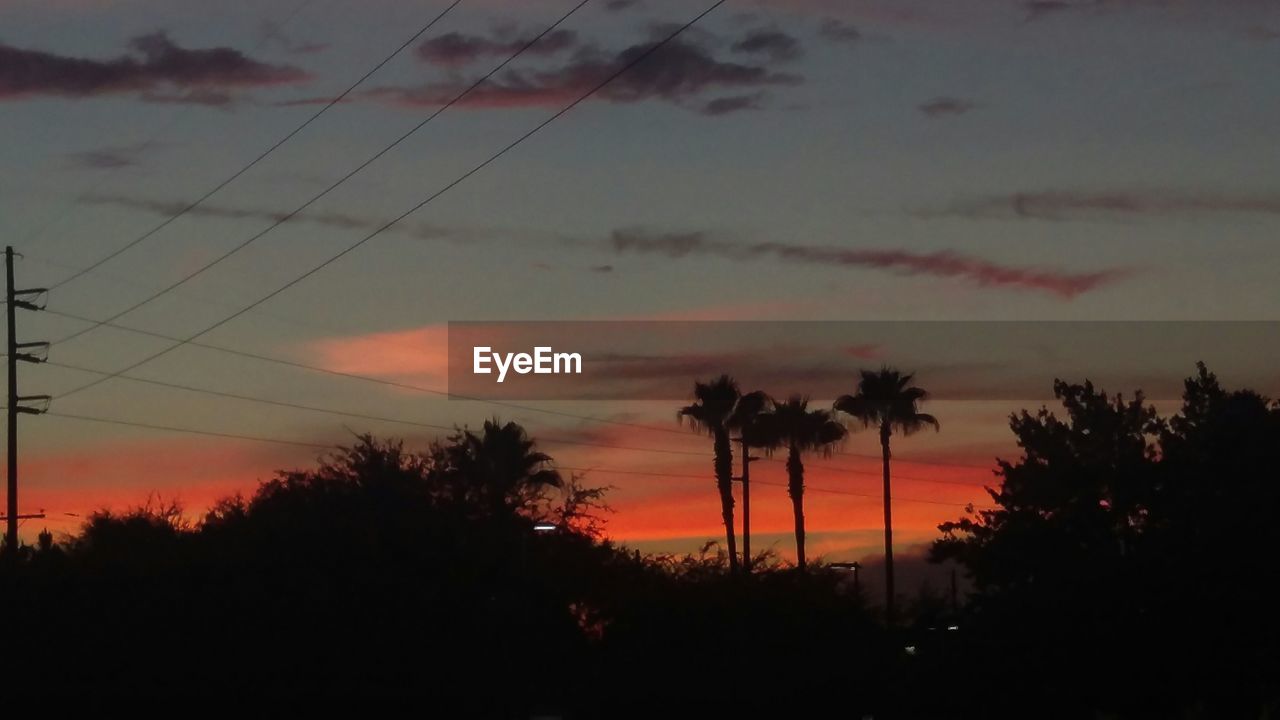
[734,438,758,574]
[5,247,50,555]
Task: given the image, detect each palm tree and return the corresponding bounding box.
[757,396,846,571]
[679,375,742,574]
[834,368,939,623]
[451,419,563,515]
[728,391,773,574]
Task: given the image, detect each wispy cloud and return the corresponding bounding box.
[604,0,645,12]
[732,28,804,61]
[417,29,578,67]
[610,228,1130,299]
[930,190,1280,221]
[919,96,977,117]
[818,18,862,43]
[1022,0,1076,22]
[78,194,480,243]
[0,32,309,102]
[65,147,143,170]
[260,20,329,56]
[701,92,767,116]
[366,32,802,117]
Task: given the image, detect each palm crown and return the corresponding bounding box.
[835,368,940,437]
[759,396,846,454]
[678,374,741,434]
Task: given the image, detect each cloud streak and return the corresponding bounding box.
[0,32,309,102]
[932,190,1280,221]
[611,229,1129,298]
[919,96,976,117]
[78,194,475,243]
[731,29,804,61]
[369,35,801,116]
[818,18,862,43]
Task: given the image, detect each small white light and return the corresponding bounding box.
[533,523,558,533]
[904,645,917,656]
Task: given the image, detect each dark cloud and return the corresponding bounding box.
[919,96,976,118]
[818,18,862,44]
[78,194,465,242]
[417,29,579,66]
[590,264,615,273]
[66,149,138,170]
[610,228,1129,299]
[732,29,804,62]
[0,32,308,102]
[604,0,644,12]
[372,37,801,113]
[1019,0,1262,22]
[932,190,1280,222]
[612,229,708,257]
[701,92,766,116]
[139,88,237,107]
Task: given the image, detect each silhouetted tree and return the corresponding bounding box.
[756,396,846,570]
[932,366,1280,716]
[836,368,938,622]
[435,419,564,516]
[679,375,743,574]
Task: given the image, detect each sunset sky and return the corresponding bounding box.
[2,0,1278,562]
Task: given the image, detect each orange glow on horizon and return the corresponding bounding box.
[15,419,998,562]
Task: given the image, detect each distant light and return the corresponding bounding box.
[947,625,959,631]
[533,523,558,533]
[904,645,917,656]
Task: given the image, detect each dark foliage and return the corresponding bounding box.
[0,420,890,715]
[932,364,1280,717]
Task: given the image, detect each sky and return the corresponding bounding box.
[1,0,1278,562]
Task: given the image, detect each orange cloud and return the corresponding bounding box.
[307,323,450,383]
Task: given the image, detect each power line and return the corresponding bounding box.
[43,358,708,457]
[49,351,993,484]
[37,307,1001,481]
[47,0,466,292]
[44,410,331,449]
[42,307,690,436]
[830,451,995,472]
[36,410,986,509]
[755,456,993,488]
[554,466,988,509]
[51,0,727,405]
[48,0,589,348]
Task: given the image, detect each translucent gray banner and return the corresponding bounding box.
[446,321,1280,401]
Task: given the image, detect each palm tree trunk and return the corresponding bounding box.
[714,427,739,574]
[740,439,752,574]
[881,423,895,624]
[787,444,806,571]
